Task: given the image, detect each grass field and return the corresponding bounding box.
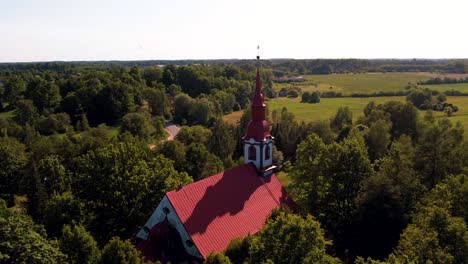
[274,73,435,95]
[225,96,405,125]
[274,72,468,96]
[433,96,468,131]
[224,96,468,136]
[266,96,406,123]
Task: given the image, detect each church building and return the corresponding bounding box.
[135,55,294,263]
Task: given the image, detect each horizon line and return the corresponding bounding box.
[1,57,468,64]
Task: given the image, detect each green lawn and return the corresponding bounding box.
[433,96,468,131]
[266,96,405,123]
[225,96,468,136]
[274,73,434,95]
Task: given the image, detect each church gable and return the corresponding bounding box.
[166,164,292,258]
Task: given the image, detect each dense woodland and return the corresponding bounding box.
[0,60,467,264]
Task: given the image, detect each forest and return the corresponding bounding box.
[0,59,467,264]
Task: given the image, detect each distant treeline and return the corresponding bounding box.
[1,58,467,75]
[418,76,468,85]
[313,90,468,98]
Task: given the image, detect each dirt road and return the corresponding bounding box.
[149,122,180,150]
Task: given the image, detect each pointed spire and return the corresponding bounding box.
[243,47,271,141]
[251,47,265,119]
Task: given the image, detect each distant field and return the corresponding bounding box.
[266,97,407,122]
[433,96,468,132]
[225,96,405,125]
[274,72,468,95]
[224,96,468,136]
[274,73,435,95]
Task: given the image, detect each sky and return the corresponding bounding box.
[1,0,467,62]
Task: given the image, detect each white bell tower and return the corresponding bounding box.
[243,50,275,177]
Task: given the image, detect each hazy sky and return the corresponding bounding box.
[1,0,467,62]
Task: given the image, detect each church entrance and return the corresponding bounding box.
[138,218,201,263]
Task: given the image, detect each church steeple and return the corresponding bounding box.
[243,47,275,176]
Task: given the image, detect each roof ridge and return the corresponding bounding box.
[167,163,255,195]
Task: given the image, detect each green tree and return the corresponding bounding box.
[142,66,163,87]
[42,192,84,237]
[60,224,100,264]
[36,113,72,135]
[225,235,252,264]
[80,114,90,131]
[0,200,66,263]
[330,106,353,132]
[174,93,193,124]
[392,174,468,264]
[248,210,339,264]
[304,120,336,144]
[92,82,135,125]
[167,84,182,97]
[3,76,26,107]
[272,145,284,170]
[119,112,155,140]
[406,88,432,109]
[13,99,37,125]
[212,90,236,114]
[291,134,373,256]
[189,98,218,125]
[415,119,466,187]
[98,237,144,264]
[61,92,83,125]
[310,91,321,103]
[25,77,61,115]
[38,155,68,196]
[380,101,418,139]
[142,88,169,116]
[73,141,192,242]
[157,139,187,172]
[271,107,301,160]
[176,125,212,146]
[301,91,310,103]
[0,137,27,204]
[162,66,176,87]
[209,120,236,162]
[185,143,224,181]
[365,119,392,161]
[355,136,426,259]
[205,252,232,264]
[395,206,467,264]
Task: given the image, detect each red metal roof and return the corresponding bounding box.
[166,163,294,258]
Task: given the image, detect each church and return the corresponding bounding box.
[135,56,294,263]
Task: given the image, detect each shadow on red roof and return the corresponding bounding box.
[166,163,294,258]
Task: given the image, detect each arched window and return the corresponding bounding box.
[265,145,270,160]
[248,145,256,161]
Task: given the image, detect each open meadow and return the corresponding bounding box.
[274,72,468,95]
[224,96,468,136]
